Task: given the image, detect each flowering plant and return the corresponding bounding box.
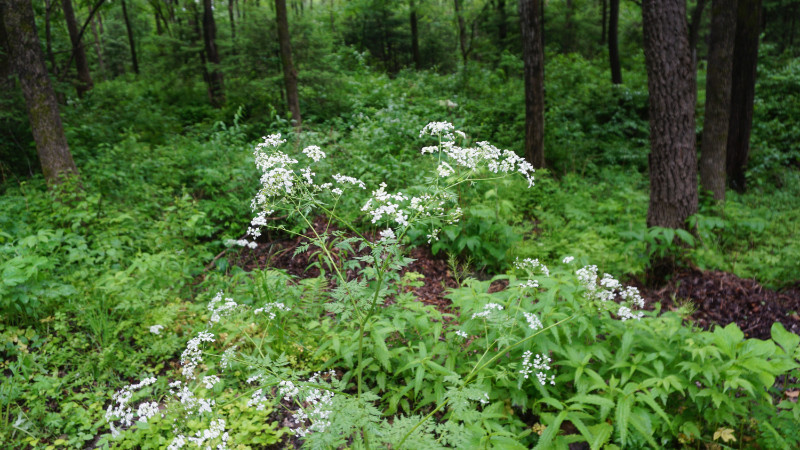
[104,123,650,448]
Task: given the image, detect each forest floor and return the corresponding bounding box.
[230,218,800,342]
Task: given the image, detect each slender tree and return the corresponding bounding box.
[688,0,708,70]
[1,0,78,183]
[454,0,469,64]
[519,0,545,168]
[62,0,94,96]
[121,0,139,74]
[497,0,508,44]
[642,0,698,231]
[699,0,736,202]
[410,0,421,68]
[203,0,225,107]
[727,0,761,192]
[609,0,622,84]
[275,0,301,127]
[601,0,607,44]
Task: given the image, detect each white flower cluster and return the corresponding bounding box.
[519,351,555,386]
[169,380,215,415]
[180,331,215,379]
[515,257,550,277]
[302,145,326,162]
[220,346,237,369]
[379,228,396,242]
[149,324,164,335]
[523,312,543,331]
[419,122,535,188]
[225,238,258,249]
[253,302,291,320]
[575,265,645,320]
[105,377,159,437]
[168,418,229,450]
[208,291,240,325]
[247,388,271,411]
[455,330,469,339]
[472,302,504,319]
[562,256,575,264]
[361,183,411,227]
[289,372,336,438]
[202,375,220,389]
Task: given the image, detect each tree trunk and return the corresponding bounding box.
[519,0,545,168]
[642,0,698,231]
[1,0,78,184]
[203,0,225,107]
[121,0,139,74]
[688,0,708,74]
[609,0,622,84]
[45,0,57,75]
[497,0,507,43]
[699,0,736,202]
[601,0,607,44]
[229,0,236,42]
[726,0,761,192]
[275,0,301,127]
[455,0,469,64]
[410,0,421,68]
[91,16,107,80]
[62,0,93,97]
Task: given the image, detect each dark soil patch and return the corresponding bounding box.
[633,268,800,340]
[229,220,800,340]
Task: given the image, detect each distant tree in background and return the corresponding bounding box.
[121,0,140,74]
[608,0,621,84]
[203,0,225,107]
[642,0,698,231]
[727,0,762,192]
[276,0,302,127]
[700,0,736,202]
[62,0,94,97]
[519,0,545,168]
[1,0,78,184]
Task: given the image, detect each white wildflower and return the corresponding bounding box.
[302,145,326,162]
[149,324,164,335]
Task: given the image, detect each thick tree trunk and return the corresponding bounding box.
[609,0,622,84]
[410,0,421,68]
[275,0,301,127]
[1,0,78,183]
[203,0,225,107]
[121,0,139,74]
[62,0,93,96]
[519,0,545,168]
[642,0,698,230]
[455,0,469,64]
[699,0,736,202]
[727,0,761,192]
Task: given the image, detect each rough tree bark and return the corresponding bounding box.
[203,0,225,107]
[121,0,139,74]
[609,0,622,84]
[1,0,78,183]
[410,0,421,68]
[519,0,545,168]
[62,0,94,96]
[727,0,761,192]
[642,0,698,230]
[275,0,301,127]
[699,0,736,202]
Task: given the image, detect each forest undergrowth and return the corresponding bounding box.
[2,53,800,448]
